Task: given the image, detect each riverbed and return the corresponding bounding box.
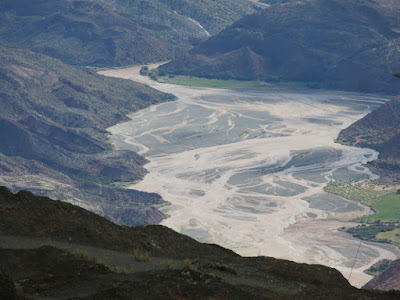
[101,67,399,287]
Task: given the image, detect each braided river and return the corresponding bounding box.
[101,67,400,287]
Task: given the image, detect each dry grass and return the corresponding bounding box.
[134,248,151,262]
[183,258,192,269]
[75,248,89,260]
[167,260,174,270]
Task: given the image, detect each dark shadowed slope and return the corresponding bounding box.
[0,0,256,67]
[338,97,400,179]
[0,44,176,225]
[364,259,400,291]
[160,0,400,94]
[1,186,399,299]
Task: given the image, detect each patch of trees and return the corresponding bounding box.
[346,222,400,242]
[140,66,165,80]
[365,259,391,276]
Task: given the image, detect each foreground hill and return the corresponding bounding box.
[337,97,400,179]
[0,186,399,299]
[0,0,256,67]
[160,0,400,94]
[0,44,176,225]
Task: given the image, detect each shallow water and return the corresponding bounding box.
[103,67,398,287]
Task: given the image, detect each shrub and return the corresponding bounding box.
[183,258,192,269]
[140,66,149,75]
[167,260,174,270]
[75,248,89,260]
[134,249,151,262]
[94,257,105,266]
[148,69,159,80]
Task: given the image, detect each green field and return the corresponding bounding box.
[365,259,392,276]
[325,181,400,222]
[157,75,269,88]
[324,181,396,208]
[156,75,309,89]
[377,228,400,245]
[364,194,400,222]
[325,181,400,244]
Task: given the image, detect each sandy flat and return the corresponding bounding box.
[102,66,398,287]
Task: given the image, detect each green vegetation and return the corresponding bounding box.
[376,228,400,245]
[237,130,250,137]
[155,74,312,89]
[324,181,397,208]
[157,75,268,88]
[345,222,400,242]
[363,193,400,222]
[153,201,172,209]
[365,259,391,276]
[337,136,356,146]
[140,67,162,80]
[74,248,106,265]
[325,180,400,244]
[140,66,149,75]
[87,63,139,72]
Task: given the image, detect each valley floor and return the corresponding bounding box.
[100,66,400,287]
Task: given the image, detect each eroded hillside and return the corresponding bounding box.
[160,0,400,94]
[0,0,257,66]
[0,44,176,225]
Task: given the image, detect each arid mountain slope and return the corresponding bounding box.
[0,45,176,225]
[160,0,400,94]
[0,0,256,66]
[1,187,399,299]
[363,259,400,291]
[337,97,400,178]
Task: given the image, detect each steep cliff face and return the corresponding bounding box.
[0,45,176,225]
[0,0,257,67]
[1,187,399,299]
[160,0,400,94]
